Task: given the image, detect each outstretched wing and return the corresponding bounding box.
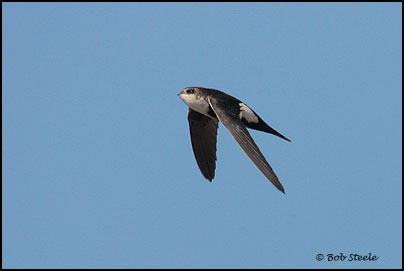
[188,109,219,181]
[208,97,285,193]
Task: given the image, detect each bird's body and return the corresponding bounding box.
[178,87,289,193]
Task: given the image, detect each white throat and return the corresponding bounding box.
[179,94,210,115]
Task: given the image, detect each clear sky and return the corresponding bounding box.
[2,3,402,269]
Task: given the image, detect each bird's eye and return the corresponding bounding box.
[186,89,195,94]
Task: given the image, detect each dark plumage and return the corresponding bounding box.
[178,87,290,193]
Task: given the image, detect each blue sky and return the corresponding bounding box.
[2,3,402,269]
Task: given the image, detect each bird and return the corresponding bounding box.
[178,87,290,193]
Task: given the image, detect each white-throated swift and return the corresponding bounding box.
[178,87,290,193]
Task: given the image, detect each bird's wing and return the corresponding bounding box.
[188,108,219,181]
[208,97,285,193]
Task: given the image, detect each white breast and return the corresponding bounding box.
[239,103,259,123]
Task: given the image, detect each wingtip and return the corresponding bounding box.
[276,184,285,194]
